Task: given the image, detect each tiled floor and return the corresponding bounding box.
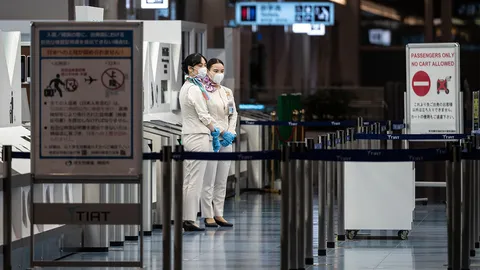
[42,193,476,269]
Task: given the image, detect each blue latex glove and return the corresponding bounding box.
[222,131,236,144]
[220,139,231,147]
[211,127,220,138]
[212,137,221,152]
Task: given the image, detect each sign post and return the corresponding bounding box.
[30,21,143,268]
[405,43,463,137]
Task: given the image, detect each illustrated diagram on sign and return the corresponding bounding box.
[101,68,125,97]
[437,76,452,94]
[84,76,97,85]
[65,78,78,92]
[45,74,65,98]
[102,68,125,90]
[412,70,431,97]
[314,6,330,22]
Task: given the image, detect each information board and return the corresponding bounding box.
[236,1,334,26]
[31,22,143,179]
[405,43,462,135]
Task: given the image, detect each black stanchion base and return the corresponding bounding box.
[305,257,314,265]
[318,249,327,256]
[471,249,476,257]
[327,242,335,248]
[125,236,138,241]
[476,242,480,249]
[110,241,124,247]
[461,268,470,270]
[337,235,346,241]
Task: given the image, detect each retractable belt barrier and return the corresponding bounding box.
[240,119,406,130]
[5,138,480,270]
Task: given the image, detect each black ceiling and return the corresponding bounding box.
[369,0,479,19]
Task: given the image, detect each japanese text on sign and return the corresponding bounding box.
[32,24,142,177]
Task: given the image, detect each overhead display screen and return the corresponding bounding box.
[236,2,334,26]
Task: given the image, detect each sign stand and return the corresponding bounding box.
[29,21,144,268]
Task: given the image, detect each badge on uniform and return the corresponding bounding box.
[228,101,234,115]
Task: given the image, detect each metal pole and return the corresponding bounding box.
[2,145,13,270]
[386,121,393,150]
[305,138,314,265]
[318,135,327,256]
[469,137,476,257]
[281,144,291,270]
[473,135,480,248]
[270,111,277,191]
[288,142,298,270]
[297,142,306,270]
[462,139,472,268]
[336,130,345,241]
[162,146,173,270]
[174,145,184,270]
[327,133,336,248]
[142,141,152,235]
[452,143,462,270]
[292,110,299,142]
[446,142,453,269]
[235,115,241,200]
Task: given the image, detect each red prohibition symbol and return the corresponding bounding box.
[412,71,431,97]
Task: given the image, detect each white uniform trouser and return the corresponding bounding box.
[201,144,233,218]
[183,133,211,222]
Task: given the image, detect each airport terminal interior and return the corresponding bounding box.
[1,0,480,269]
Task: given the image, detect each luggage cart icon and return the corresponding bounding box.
[437,76,452,94]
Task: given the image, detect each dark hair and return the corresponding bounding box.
[182,53,207,75]
[207,58,224,70]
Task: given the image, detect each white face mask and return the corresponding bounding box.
[212,73,224,84]
[197,67,207,78]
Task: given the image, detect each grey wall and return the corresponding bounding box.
[0,0,68,20]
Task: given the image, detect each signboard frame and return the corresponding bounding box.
[405,42,463,139]
[29,21,144,268]
[31,21,143,181]
[235,1,335,26]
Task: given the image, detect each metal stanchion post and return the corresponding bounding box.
[270,111,277,192]
[469,136,476,257]
[336,130,345,241]
[289,142,298,270]
[297,142,306,269]
[452,143,462,270]
[446,142,453,270]
[235,115,241,200]
[318,135,327,256]
[462,139,472,268]
[476,135,480,249]
[386,121,393,150]
[300,109,305,141]
[162,146,173,270]
[292,110,299,142]
[327,133,336,248]
[2,145,12,270]
[173,145,184,270]
[281,144,291,270]
[305,138,315,265]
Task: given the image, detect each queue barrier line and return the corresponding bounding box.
[15,148,480,162]
[240,120,405,130]
[355,133,468,141]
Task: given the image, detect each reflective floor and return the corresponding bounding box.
[42,193,478,269]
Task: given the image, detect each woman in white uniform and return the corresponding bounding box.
[200,58,238,227]
[179,53,221,231]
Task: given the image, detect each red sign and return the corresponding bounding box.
[412,71,430,97]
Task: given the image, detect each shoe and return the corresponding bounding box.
[204,218,218,228]
[214,217,233,227]
[183,220,205,231]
